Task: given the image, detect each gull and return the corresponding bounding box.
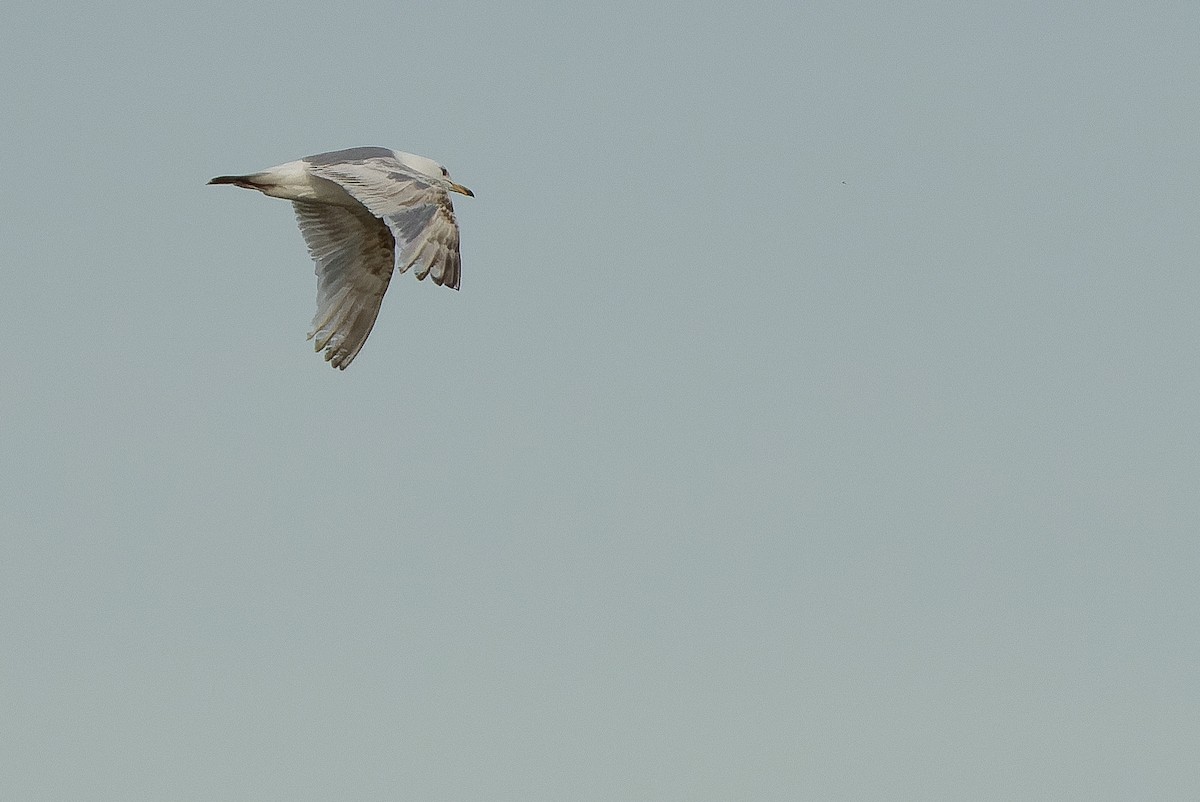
[209,147,473,369]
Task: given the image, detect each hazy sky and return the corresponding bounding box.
[3,2,1198,798]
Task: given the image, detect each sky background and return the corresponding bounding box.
[2,1,1198,798]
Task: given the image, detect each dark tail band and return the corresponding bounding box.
[207,174,260,189]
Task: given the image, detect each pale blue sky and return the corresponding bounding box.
[3,1,1199,798]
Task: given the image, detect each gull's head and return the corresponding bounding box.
[392,150,473,197]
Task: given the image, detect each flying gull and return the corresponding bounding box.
[209,147,473,369]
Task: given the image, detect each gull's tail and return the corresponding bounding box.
[207,174,265,190]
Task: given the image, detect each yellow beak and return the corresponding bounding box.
[450,182,474,197]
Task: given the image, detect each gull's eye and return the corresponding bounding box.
[441,167,449,177]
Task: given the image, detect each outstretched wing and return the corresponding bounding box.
[292,200,396,370]
[304,156,462,290]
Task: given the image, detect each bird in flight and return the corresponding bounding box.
[209,147,473,369]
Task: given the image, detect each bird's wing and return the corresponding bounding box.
[292,200,396,370]
[304,157,462,290]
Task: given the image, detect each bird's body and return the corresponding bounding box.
[209,147,473,369]
[216,159,363,206]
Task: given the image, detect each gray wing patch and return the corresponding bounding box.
[292,200,396,369]
[303,146,394,166]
